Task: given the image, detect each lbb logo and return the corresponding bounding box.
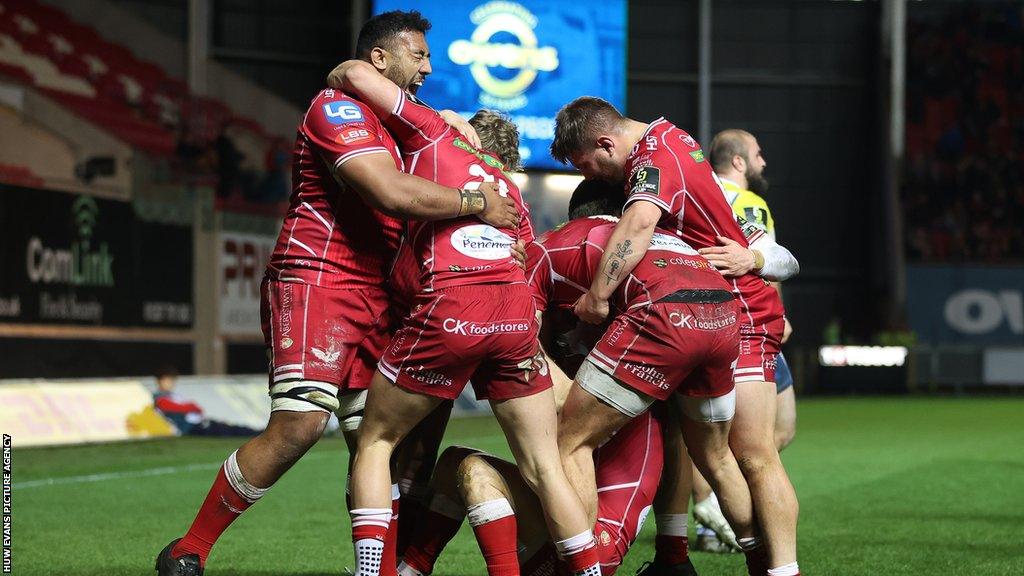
[323,101,364,125]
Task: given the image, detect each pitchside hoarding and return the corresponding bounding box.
[0,184,193,328]
[373,0,627,170]
[906,265,1024,345]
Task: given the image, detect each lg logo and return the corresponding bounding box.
[944,289,1023,335]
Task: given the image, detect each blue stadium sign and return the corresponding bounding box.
[374,0,626,169]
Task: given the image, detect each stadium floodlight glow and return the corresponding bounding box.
[818,346,909,367]
[541,174,584,193]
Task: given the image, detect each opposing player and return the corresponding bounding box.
[709,128,797,451]
[326,60,599,576]
[154,11,518,576]
[550,97,801,576]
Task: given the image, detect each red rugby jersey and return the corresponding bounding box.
[622,119,784,326]
[382,93,533,292]
[266,88,403,289]
[526,216,729,313]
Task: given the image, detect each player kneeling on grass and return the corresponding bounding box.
[396,359,674,576]
[324,60,600,576]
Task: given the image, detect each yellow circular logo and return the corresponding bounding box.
[448,2,559,109]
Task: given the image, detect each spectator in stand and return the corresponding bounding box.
[153,366,260,437]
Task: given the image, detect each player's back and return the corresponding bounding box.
[268,88,403,289]
[528,216,729,312]
[624,119,783,325]
[382,95,532,292]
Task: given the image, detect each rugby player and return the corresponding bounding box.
[680,129,800,557]
[550,97,802,576]
[394,183,695,576]
[326,61,599,576]
[155,11,518,576]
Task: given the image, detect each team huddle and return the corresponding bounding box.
[156,10,802,576]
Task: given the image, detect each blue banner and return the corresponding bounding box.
[374,0,626,169]
[906,266,1024,345]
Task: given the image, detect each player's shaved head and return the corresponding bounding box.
[550,97,625,165]
[709,128,755,173]
[470,110,522,171]
[355,10,432,59]
[568,179,625,219]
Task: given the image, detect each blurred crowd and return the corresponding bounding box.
[903,3,1024,263]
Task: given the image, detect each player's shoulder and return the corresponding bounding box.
[307,88,379,126]
[735,189,770,211]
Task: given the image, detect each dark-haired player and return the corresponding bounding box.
[155,11,518,576]
[327,61,598,576]
[550,97,801,576]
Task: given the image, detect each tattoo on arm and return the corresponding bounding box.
[603,240,633,285]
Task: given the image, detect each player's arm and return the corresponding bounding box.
[698,230,800,281]
[574,200,661,324]
[327,61,481,147]
[338,152,517,225]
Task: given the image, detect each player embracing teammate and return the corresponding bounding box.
[155,11,521,576]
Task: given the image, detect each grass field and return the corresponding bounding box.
[10,397,1024,575]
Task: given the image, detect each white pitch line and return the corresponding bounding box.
[13,433,508,490]
[13,451,338,490]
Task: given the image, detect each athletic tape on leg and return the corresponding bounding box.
[270,379,340,413]
[466,498,515,527]
[224,450,268,503]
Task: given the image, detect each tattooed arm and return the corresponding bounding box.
[574,200,662,324]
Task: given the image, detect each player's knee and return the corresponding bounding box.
[264,411,328,457]
[774,426,796,451]
[456,454,504,503]
[735,449,775,478]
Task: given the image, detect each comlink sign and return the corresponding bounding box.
[906,266,1024,344]
[26,196,114,287]
[0,184,193,327]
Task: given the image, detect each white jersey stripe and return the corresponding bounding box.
[290,237,318,258]
[301,201,333,233]
[596,481,641,493]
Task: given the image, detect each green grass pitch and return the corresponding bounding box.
[10,397,1024,575]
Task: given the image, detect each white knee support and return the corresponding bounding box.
[680,389,736,423]
[269,380,340,413]
[334,388,368,432]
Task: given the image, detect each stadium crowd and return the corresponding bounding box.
[903,3,1024,263]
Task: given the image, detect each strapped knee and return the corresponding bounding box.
[270,380,340,413]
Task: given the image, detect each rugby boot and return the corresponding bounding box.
[155,538,203,576]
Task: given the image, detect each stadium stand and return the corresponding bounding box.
[0,0,287,205]
[903,3,1024,263]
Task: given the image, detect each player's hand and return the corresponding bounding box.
[477,181,520,229]
[511,239,527,271]
[440,110,481,149]
[782,317,793,344]
[698,236,756,277]
[574,290,609,324]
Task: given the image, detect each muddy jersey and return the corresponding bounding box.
[267,88,403,289]
[622,119,784,326]
[526,216,729,313]
[382,93,534,292]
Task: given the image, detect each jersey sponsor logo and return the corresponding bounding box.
[689,150,705,163]
[670,310,737,330]
[442,317,531,336]
[652,258,667,268]
[322,101,364,124]
[649,232,698,255]
[630,166,660,197]
[336,127,373,145]
[450,224,514,260]
[311,345,341,365]
[622,361,668,389]
[407,367,454,387]
[449,263,493,273]
[679,133,697,148]
[280,337,293,349]
[669,256,714,271]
